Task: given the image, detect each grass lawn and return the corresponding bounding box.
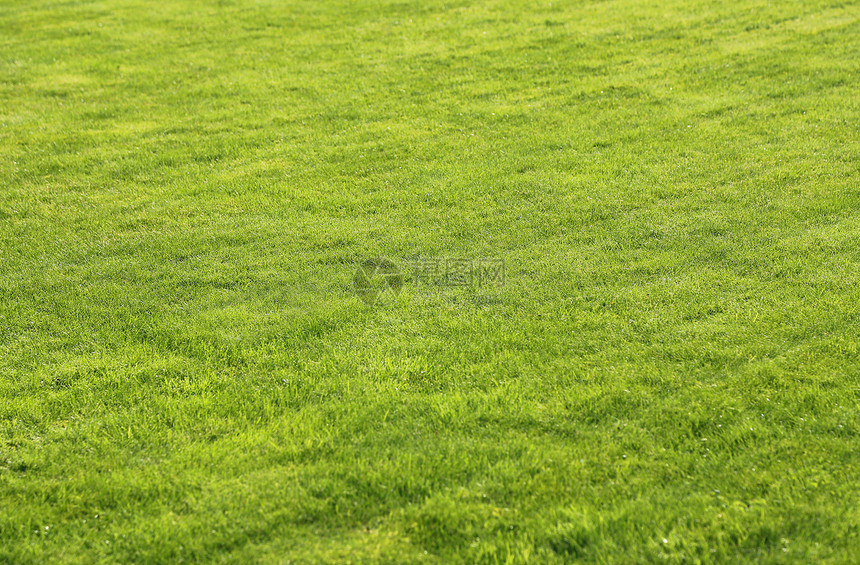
[1,0,859,562]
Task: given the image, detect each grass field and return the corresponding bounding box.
[1,0,859,562]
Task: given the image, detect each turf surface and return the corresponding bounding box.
[1,0,859,562]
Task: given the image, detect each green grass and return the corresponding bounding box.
[1,0,859,562]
